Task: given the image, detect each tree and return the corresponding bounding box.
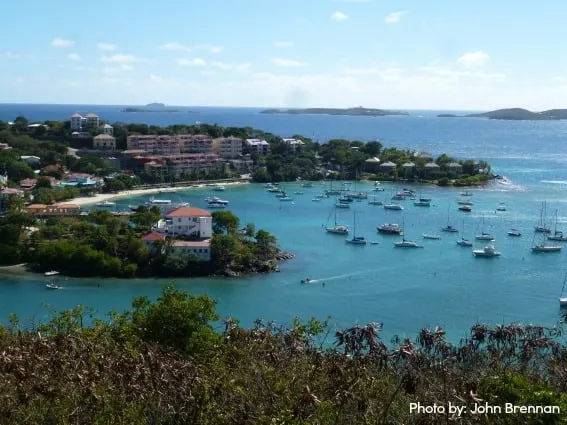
[255,229,277,258]
[211,210,240,235]
[245,223,255,239]
[35,176,52,189]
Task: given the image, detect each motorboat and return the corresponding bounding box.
[458,205,472,212]
[419,197,432,202]
[96,200,116,207]
[207,202,226,208]
[294,191,304,195]
[312,198,321,202]
[473,242,501,257]
[559,273,567,307]
[496,203,506,211]
[532,244,562,253]
[414,200,431,207]
[377,223,403,235]
[394,240,423,248]
[45,280,60,290]
[206,197,229,205]
[301,278,312,284]
[507,229,522,237]
[475,233,495,241]
[338,196,353,203]
[384,204,403,210]
[301,183,313,188]
[370,241,379,245]
[457,200,474,206]
[280,196,294,202]
[44,270,60,276]
[213,185,226,191]
[391,193,406,201]
[460,191,473,197]
[336,203,350,208]
[422,234,441,240]
[148,198,171,205]
[372,187,385,192]
[346,236,367,245]
[348,192,368,199]
[534,226,551,233]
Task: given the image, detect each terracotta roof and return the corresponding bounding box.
[1,188,24,195]
[165,207,211,218]
[26,204,48,209]
[172,239,211,247]
[141,232,167,241]
[56,203,80,209]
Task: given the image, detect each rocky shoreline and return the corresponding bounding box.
[218,250,295,277]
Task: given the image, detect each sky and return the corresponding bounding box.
[2,0,567,110]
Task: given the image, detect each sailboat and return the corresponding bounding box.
[441,206,459,232]
[368,194,383,205]
[346,211,366,244]
[475,215,494,240]
[559,272,567,307]
[547,210,567,241]
[394,218,423,248]
[456,218,473,246]
[534,201,551,233]
[325,207,349,235]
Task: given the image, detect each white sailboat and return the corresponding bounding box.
[456,218,473,246]
[547,210,567,241]
[394,218,423,248]
[534,201,551,233]
[346,211,366,245]
[441,206,459,232]
[532,205,562,252]
[325,207,349,235]
[475,215,494,240]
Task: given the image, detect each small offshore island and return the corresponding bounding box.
[438,107,567,120]
[0,115,492,279]
[260,106,408,117]
[121,103,186,113]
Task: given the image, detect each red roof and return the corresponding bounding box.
[165,207,211,218]
[141,232,167,241]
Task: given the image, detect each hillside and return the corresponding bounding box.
[466,108,567,120]
[260,106,408,117]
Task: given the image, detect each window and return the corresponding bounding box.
[178,218,181,222]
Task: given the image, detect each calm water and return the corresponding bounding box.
[2,104,567,340]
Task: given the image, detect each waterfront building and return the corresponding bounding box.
[245,139,270,156]
[154,206,212,238]
[171,240,211,262]
[213,136,243,158]
[126,134,213,155]
[25,203,81,216]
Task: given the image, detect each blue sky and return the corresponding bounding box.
[2,0,567,109]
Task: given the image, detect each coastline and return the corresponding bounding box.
[68,181,249,206]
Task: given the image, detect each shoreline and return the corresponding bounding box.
[68,181,250,206]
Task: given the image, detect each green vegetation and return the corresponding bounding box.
[466,108,567,120]
[1,285,566,424]
[0,207,289,278]
[261,106,409,116]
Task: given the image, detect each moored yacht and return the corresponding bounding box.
[507,229,522,237]
[473,241,501,257]
[532,243,562,253]
[384,203,403,210]
[96,200,116,207]
[377,223,403,235]
[422,234,441,240]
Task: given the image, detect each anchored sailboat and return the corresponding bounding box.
[394,218,423,248]
[346,211,367,245]
[325,207,349,235]
[441,206,459,232]
[547,210,567,241]
[456,218,473,246]
[532,205,561,252]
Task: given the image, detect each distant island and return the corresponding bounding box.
[122,106,182,113]
[146,102,165,107]
[438,108,567,120]
[260,106,408,117]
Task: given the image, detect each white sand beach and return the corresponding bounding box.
[69,181,249,206]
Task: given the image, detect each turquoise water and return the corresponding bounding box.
[2,106,567,340]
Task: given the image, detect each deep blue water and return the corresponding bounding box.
[2,104,567,341]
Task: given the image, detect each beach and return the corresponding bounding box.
[69,181,249,206]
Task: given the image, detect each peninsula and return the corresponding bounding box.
[260,106,408,117]
[438,108,567,120]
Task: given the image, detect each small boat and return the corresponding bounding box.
[414,200,431,207]
[45,280,60,290]
[301,183,313,188]
[96,200,116,207]
[336,203,350,208]
[377,223,403,235]
[149,198,171,205]
[280,196,294,202]
[458,205,472,212]
[507,229,522,237]
[294,191,304,195]
[394,240,423,248]
[267,187,280,192]
[476,233,495,241]
[372,187,385,192]
[370,241,379,245]
[473,241,501,257]
[422,234,441,240]
[441,226,459,233]
[457,200,474,206]
[44,270,60,276]
[460,191,473,197]
[312,198,321,202]
[384,204,403,211]
[559,272,567,307]
[207,202,226,208]
[213,185,226,191]
[496,203,506,211]
[532,244,562,253]
[419,197,432,202]
[301,278,312,284]
[346,212,366,244]
[338,197,353,203]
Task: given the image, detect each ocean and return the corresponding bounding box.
[1,103,567,341]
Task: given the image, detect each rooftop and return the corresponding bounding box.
[165,206,211,218]
[94,134,115,139]
[141,232,167,241]
[171,239,211,247]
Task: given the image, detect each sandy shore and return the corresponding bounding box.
[69,181,249,206]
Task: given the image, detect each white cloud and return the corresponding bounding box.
[101,54,136,63]
[457,51,489,68]
[0,52,31,59]
[385,11,407,24]
[97,43,117,51]
[273,41,293,48]
[149,74,164,83]
[178,57,207,67]
[331,11,349,21]
[210,61,251,72]
[67,53,81,61]
[103,64,134,74]
[51,38,75,48]
[272,58,309,67]
[162,42,223,54]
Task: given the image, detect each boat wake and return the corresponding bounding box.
[297,268,387,285]
[541,180,567,185]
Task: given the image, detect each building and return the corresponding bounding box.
[213,137,243,158]
[126,134,213,155]
[171,240,211,262]
[93,134,116,150]
[70,113,101,131]
[26,203,81,216]
[161,153,223,178]
[282,138,304,152]
[140,232,167,252]
[0,143,10,150]
[245,139,270,156]
[21,156,41,166]
[85,113,100,129]
[155,206,212,238]
[70,113,84,131]
[99,123,113,135]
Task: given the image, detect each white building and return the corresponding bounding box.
[245,139,270,156]
[282,138,304,151]
[171,240,211,262]
[69,113,101,131]
[213,136,243,158]
[155,206,213,238]
[21,155,41,166]
[93,134,116,150]
[99,123,114,135]
[70,113,84,131]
